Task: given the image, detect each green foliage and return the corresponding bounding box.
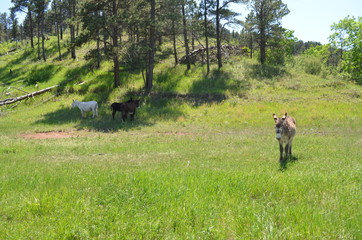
[120,41,148,70]
[290,45,335,77]
[294,55,322,75]
[329,16,362,82]
[245,0,290,64]
[266,29,297,66]
[303,44,330,63]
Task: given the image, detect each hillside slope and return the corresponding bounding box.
[0,37,361,239]
[0,37,361,131]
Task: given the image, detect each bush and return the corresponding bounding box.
[295,56,322,75]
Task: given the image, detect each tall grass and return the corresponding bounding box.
[0,38,361,239]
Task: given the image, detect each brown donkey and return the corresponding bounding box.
[273,112,296,161]
[111,98,140,122]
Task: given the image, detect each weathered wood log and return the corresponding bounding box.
[0,85,58,106]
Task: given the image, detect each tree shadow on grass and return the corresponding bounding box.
[34,88,197,132]
[25,64,60,85]
[190,69,233,94]
[189,69,251,97]
[55,61,98,93]
[34,105,155,132]
[0,50,38,86]
[7,48,35,66]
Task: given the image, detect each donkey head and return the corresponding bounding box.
[273,113,287,140]
[71,100,77,108]
[132,99,140,107]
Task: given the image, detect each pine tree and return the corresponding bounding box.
[245,0,289,64]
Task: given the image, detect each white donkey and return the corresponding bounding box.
[71,100,98,118]
[273,112,296,161]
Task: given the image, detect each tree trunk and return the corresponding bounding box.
[28,11,34,48]
[41,11,46,61]
[112,0,120,88]
[203,0,210,74]
[103,10,108,56]
[191,32,195,51]
[37,18,40,60]
[146,0,156,90]
[260,26,266,64]
[56,23,61,60]
[216,0,222,70]
[70,0,76,59]
[59,0,63,40]
[181,1,190,70]
[249,33,253,58]
[54,0,62,60]
[96,37,100,68]
[20,24,23,41]
[172,19,178,66]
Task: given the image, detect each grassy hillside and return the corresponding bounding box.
[0,38,361,239]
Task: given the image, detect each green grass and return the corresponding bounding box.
[0,38,361,239]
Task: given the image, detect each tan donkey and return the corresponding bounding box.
[273,112,297,161]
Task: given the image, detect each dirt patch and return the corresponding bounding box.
[21,131,73,139]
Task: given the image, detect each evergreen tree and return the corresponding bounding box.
[33,0,49,61]
[11,0,35,48]
[0,13,10,42]
[181,0,191,70]
[78,0,123,87]
[10,11,19,42]
[211,0,246,69]
[245,0,289,64]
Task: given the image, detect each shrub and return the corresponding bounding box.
[295,56,322,75]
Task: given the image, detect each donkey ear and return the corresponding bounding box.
[273,113,278,122]
[282,113,287,120]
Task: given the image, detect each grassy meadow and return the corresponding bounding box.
[0,39,361,239]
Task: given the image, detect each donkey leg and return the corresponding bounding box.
[289,140,294,160]
[112,110,116,120]
[285,143,290,160]
[279,143,284,161]
[122,111,127,122]
[130,110,136,121]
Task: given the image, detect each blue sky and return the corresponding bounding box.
[1,0,361,44]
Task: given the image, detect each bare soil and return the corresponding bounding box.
[20,131,73,139]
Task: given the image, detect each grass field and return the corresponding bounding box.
[0,40,361,239]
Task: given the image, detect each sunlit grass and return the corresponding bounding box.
[0,38,361,239]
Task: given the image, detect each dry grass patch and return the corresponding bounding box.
[20,131,73,139]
